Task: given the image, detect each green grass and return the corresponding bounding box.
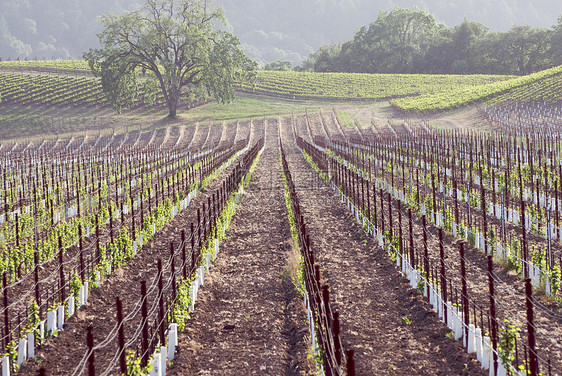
[0,104,147,141]
[179,94,378,124]
[337,111,364,128]
[0,93,383,140]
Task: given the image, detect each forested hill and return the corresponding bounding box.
[305,7,562,76]
[1,0,561,65]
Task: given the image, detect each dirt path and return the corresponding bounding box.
[168,119,310,375]
[280,117,484,375]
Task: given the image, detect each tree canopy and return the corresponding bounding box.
[84,0,256,118]
[302,7,562,75]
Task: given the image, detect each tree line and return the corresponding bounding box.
[297,7,562,75]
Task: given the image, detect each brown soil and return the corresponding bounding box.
[13,115,505,376]
[300,109,562,371]
[17,122,261,376]
[168,119,310,375]
[280,117,484,375]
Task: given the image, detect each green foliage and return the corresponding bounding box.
[28,300,41,341]
[303,6,558,76]
[238,69,509,100]
[83,49,138,113]
[84,0,256,118]
[70,272,82,301]
[506,239,523,275]
[125,349,152,376]
[467,231,476,247]
[550,265,561,295]
[263,60,293,71]
[302,152,327,181]
[89,269,99,290]
[531,245,545,270]
[424,195,433,214]
[487,228,496,248]
[5,338,18,368]
[170,278,192,332]
[417,271,426,293]
[458,223,466,239]
[391,64,562,113]
[498,319,519,370]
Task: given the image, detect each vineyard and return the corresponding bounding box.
[1,56,562,376]
[0,73,109,107]
[0,73,173,109]
[0,60,513,109]
[237,70,511,100]
[0,91,558,375]
[391,65,562,114]
[0,60,91,75]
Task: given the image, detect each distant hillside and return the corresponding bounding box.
[0,60,513,108]
[1,0,561,64]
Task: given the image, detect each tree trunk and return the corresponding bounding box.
[167,101,178,119]
[167,90,179,119]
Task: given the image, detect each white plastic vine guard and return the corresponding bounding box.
[2,356,9,376]
[39,321,45,340]
[532,266,540,288]
[454,312,463,341]
[149,352,161,376]
[467,324,476,353]
[167,324,177,361]
[16,339,26,366]
[482,336,491,370]
[68,296,75,317]
[46,310,56,336]
[57,306,65,329]
[160,346,167,376]
[475,328,483,362]
[198,266,205,286]
[26,332,34,359]
[497,361,507,376]
[79,287,85,307]
[446,301,453,329]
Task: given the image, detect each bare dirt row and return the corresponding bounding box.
[168,119,310,375]
[309,111,562,370]
[280,116,484,375]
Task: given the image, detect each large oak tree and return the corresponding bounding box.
[84,0,256,118]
